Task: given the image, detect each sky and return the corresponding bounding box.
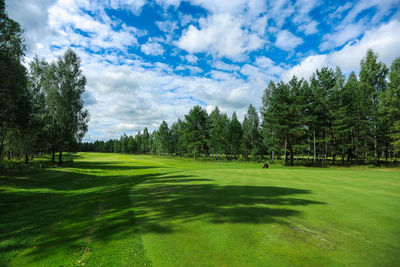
[6,0,400,141]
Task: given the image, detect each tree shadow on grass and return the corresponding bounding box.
[0,160,324,263]
[131,174,324,230]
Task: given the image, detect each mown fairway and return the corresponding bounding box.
[1,153,400,266]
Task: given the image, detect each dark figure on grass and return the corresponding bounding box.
[262,162,269,168]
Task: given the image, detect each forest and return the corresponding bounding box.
[81,50,400,166]
[0,2,89,165]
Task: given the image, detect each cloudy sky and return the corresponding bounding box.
[6,0,400,141]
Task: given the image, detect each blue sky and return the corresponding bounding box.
[7,0,400,141]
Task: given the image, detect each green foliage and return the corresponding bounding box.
[381,57,400,153]
[158,121,170,154]
[242,104,261,158]
[183,106,209,159]
[359,49,388,162]
[227,112,242,158]
[209,106,228,157]
[0,1,28,157]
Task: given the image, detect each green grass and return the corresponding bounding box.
[1,153,399,266]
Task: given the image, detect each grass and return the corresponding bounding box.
[1,152,399,266]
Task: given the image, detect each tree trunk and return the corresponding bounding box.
[25,153,29,164]
[362,138,367,165]
[52,147,55,162]
[324,131,328,165]
[58,145,63,165]
[313,130,316,163]
[385,145,388,161]
[0,134,5,160]
[284,137,287,163]
[289,145,294,166]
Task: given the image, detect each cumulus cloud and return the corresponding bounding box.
[141,39,165,56]
[175,64,203,74]
[188,0,266,17]
[283,20,400,81]
[213,61,240,72]
[176,13,265,61]
[283,55,328,81]
[275,30,303,51]
[298,20,318,35]
[156,20,179,33]
[330,20,400,72]
[108,0,147,14]
[184,54,198,63]
[254,56,274,68]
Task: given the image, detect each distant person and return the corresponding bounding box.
[262,162,269,168]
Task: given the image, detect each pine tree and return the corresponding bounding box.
[158,121,170,155]
[381,57,400,160]
[359,49,388,163]
[261,81,280,161]
[183,106,209,159]
[341,72,361,163]
[242,104,261,158]
[209,106,228,158]
[227,112,242,159]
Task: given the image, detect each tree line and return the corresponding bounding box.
[0,2,89,164]
[82,49,400,166]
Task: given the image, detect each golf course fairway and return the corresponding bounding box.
[1,153,399,266]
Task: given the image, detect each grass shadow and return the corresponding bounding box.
[0,159,324,264]
[131,174,324,231]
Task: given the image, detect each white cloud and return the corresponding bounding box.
[178,13,195,26]
[298,20,318,35]
[47,1,139,52]
[184,54,198,63]
[189,0,266,17]
[175,65,203,74]
[267,0,295,28]
[108,0,147,14]
[155,0,181,9]
[330,20,400,72]
[282,55,328,81]
[176,13,265,60]
[320,0,399,50]
[292,0,319,35]
[319,21,365,51]
[251,15,268,36]
[275,30,303,51]
[254,56,274,68]
[156,20,179,33]
[141,39,165,56]
[213,61,240,72]
[283,20,400,81]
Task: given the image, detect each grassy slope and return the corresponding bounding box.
[0,153,399,266]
